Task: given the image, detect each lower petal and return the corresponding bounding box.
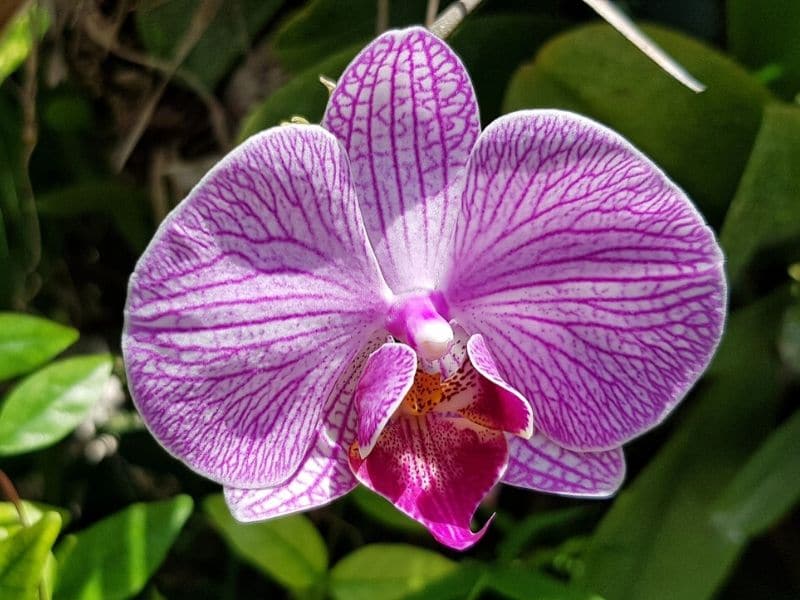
[225,336,386,520]
[503,433,625,497]
[349,414,508,550]
[355,343,417,457]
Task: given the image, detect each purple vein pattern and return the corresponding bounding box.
[356,343,418,456]
[122,26,727,550]
[444,111,726,451]
[323,26,479,292]
[225,335,388,520]
[123,126,388,487]
[503,434,625,497]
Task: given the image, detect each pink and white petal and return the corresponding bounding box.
[224,337,388,520]
[444,111,726,451]
[123,125,389,488]
[461,334,533,437]
[503,433,625,497]
[323,27,480,292]
[356,343,417,457]
[349,415,507,550]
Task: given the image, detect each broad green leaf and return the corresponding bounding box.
[53,495,193,600]
[779,299,800,375]
[0,5,50,84]
[0,511,61,600]
[449,13,567,123]
[0,312,77,381]
[237,45,360,140]
[497,506,596,561]
[0,502,66,599]
[0,354,112,456]
[135,0,284,90]
[330,544,456,600]
[503,23,772,227]
[349,486,424,534]
[578,289,789,600]
[36,181,152,252]
[728,0,800,98]
[0,501,71,537]
[720,103,800,296]
[203,494,327,592]
[399,562,487,600]
[486,565,602,600]
[273,0,427,74]
[0,90,38,307]
[711,408,800,539]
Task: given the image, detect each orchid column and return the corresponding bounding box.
[122,27,726,550]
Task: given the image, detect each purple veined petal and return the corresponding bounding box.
[225,336,388,521]
[349,414,507,551]
[123,125,390,488]
[461,333,533,438]
[503,433,625,497]
[323,27,480,292]
[356,342,418,457]
[444,110,727,451]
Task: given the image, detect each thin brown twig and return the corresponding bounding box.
[376,0,389,34]
[0,469,29,526]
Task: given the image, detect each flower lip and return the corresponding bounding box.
[385,292,453,361]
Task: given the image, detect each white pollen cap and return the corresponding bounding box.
[414,319,454,361]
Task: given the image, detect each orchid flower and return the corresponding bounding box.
[122,27,726,550]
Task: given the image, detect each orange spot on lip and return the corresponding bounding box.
[401,370,444,415]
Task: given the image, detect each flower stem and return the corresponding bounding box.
[429,0,484,39]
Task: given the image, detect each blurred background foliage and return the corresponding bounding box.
[0,0,798,598]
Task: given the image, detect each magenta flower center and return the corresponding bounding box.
[385,292,453,361]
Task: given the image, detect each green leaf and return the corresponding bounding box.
[0,501,71,537]
[0,354,112,455]
[720,103,800,296]
[349,486,424,534]
[449,12,567,123]
[36,181,152,253]
[496,506,596,561]
[728,0,800,98]
[0,90,38,307]
[503,23,772,227]
[330,544,456,600]
[577,289,790,600]
[0,5,50,84]
[272,0,427,74]
[711,408,800,539]
[779,299,800,376]
[0,312,77,381]
[53,496,193,600]
[135,0,284,90]
[486,565,601,600]
[237,45,361,140]
[203,494,327,592]
[0,511,61,600]
[399,562,487,600]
